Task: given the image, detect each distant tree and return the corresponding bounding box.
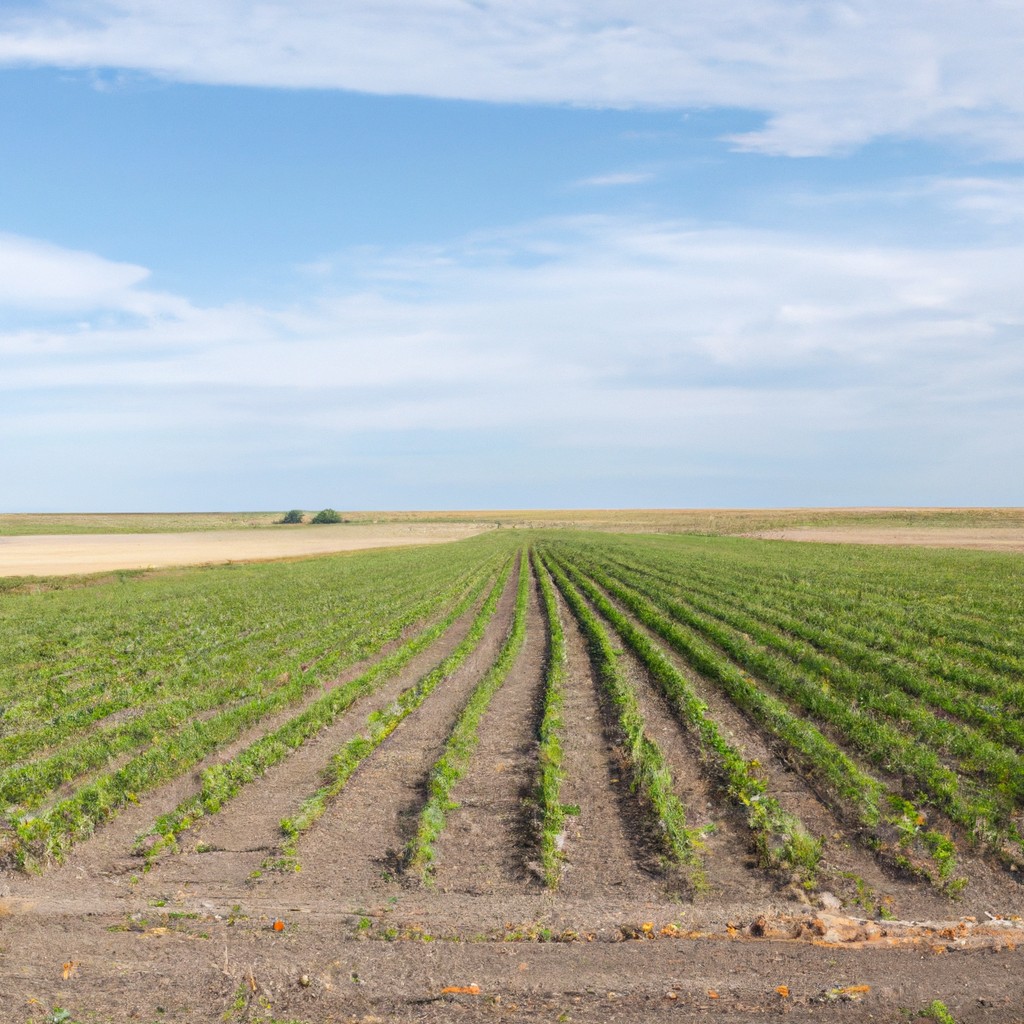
[278,509,305,524]
[311,508,343,524]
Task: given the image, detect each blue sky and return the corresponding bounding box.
[2,2,1023,512]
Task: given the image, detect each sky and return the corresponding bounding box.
[2,2,1023,512]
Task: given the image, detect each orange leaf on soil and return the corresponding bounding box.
[775,985,790,998]
[441,985,481,995]
[707,990,720,999]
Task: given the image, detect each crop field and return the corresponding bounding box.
[2,529,1024,1022]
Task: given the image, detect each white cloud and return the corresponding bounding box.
[3,2,1024,156]
[574,170,656,188]
[4,218,1022,505]
[3,218,1022,414]
[0,233,149,309]
[933,177,1024,223]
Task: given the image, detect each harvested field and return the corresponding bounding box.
[754,526,1024,552]
[2,531,1024,1022]
[0,522,488,577]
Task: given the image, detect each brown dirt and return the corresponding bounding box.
[553,587,665,901]
[258,560,522,903]
[429,570,547,896]
[3,562,1024,1022]
[0,523,489,577]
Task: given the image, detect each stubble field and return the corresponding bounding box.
[2,523,1024,1023]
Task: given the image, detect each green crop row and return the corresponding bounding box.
[541,554,706,880]
[0,538,509,738]
[575,531,1024,674]
[0,560,490,816]
[0,557,479,778]
[593,557,1007,860]
[134,562,498,862]
[406,550,530,878]
[655,537,1024,680]
[1,538,517,871]
[548,546,958,886]
[268,555,517,873]
[617,550,1024,747]
[532,549,570,888]
[592,551,1021,839]
[632,549,1024,719]
[544,551,821,883]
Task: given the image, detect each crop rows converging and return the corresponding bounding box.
[2,529,1022,912]
[539,533,1024,888]
[0,535,512,869]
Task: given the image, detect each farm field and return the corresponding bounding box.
[4,506,1024,538]
[2,530,1024,1022]
[0,522,488,578]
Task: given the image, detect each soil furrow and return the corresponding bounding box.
[604,589,957,917]
[141,589,498,895]
[429,566,546,895]
[1,591,482,904]
[245,562,521,904]
[553,588,666,901]
[610,624,777,904]
[557,561,779,902]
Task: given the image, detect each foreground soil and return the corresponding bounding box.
[0,523,489,577]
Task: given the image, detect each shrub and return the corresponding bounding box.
[311,508,342,524]
[278,510,305,524]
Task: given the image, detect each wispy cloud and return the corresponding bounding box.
[932,177,1024,224]
[3,2,1024,156]
[3,219,1022,461]
[573,170,656,188]
[0,233,149,310]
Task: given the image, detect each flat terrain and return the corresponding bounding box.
[3,529,1024,1022]
[4,506,1024,538]
[754,526,1024,553]
[0,523,488,577]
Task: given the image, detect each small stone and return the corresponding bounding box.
[818,892,843,911]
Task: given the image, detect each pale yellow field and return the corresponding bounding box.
[3,508,1023,577]
[751,525,1024,552]
[0,522,490,577]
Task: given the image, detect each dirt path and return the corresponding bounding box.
[3,903,1023,1024]
[430,568,547,896]
[0,523,489,576]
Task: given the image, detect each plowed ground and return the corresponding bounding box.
[2,558,1023,1024]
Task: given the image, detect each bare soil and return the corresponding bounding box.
[3,564,1024,1023]
[753,526,1024,552]
[0,523,489,577]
